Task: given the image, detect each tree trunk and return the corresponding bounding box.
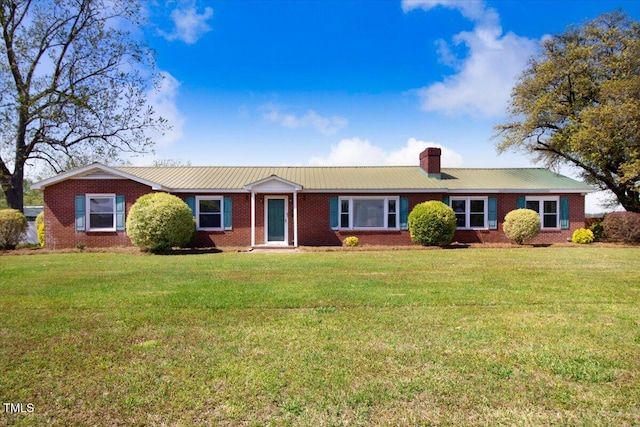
[3,183,23,212]
[620,190,640,213]
[4,168,24,213]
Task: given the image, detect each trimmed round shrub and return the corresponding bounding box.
[503,209,541,244]
[0,209,28,250]
[572,228,594,244]
[126,193,195,252]
[343,236,359,247]
[602,211,640,244]
[35,211,45,246]
[408,201,457,246]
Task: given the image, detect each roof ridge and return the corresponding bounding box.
[117,165,421,169]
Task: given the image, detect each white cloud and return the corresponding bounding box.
[309,137,463,167]
[146,71,184,147]
[404,0,537,118]
[160,3,213,44]
[402,0,490,23]
[388,137,463,167]
[310,138,385,166]
[263,104,348,135]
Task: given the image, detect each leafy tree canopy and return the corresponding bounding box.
[495,11,640,212]
[0,0,166,211]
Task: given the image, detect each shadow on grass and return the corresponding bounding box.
[443,243,471,249]
[151,247,223,256]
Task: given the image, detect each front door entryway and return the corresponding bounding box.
[265,197,287,245]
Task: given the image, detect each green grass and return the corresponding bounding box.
[1,247,639,426]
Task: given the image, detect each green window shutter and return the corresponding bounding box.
[75,195,85,231]
[442,196,450,206]
[488,197,498,230]
[560,197,569,229]
[186,197,196,216]
[223,197,233,230]
[329,197,338,230]
[115,195,125,231]
[517,197,526,209]
[400,197,409,230]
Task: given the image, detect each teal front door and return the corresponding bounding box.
[266,197,286,244]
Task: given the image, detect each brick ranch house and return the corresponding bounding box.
[32,148,593,249]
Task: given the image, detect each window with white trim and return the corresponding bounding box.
[526,197,559,229]
[450,197,487,229]
[196,196,223,230]
[86,194,116,231]
[338,197,399,229]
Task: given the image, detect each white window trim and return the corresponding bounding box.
[86,194,116,232]
[526,196,560,229]
[338,196,400,230]
[450,196,488,230]
[196,196,224,231]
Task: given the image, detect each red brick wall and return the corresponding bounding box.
[298,193,585,246]
[43,179,153,249]
[467,192,585,244]
[44,179,587,248]
[175,193,252,248]
[298,193,437,246]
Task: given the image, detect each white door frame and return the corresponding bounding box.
[264,196,288,245]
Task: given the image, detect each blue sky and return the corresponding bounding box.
[139,0,640,212]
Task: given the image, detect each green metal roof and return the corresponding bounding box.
[115,166,593,193]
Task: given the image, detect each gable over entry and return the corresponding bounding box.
[244,175,302,247]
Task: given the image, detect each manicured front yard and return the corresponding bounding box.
[1,247,639,426]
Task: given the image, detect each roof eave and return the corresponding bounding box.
[31,162,167,191]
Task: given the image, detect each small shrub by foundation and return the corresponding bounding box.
[572,228,594,244]
[589,220,604,241]
[343,236,359,247]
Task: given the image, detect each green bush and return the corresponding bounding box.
[503,209,541,244]
[35,211,45,246]
[35,211,44,230]
[37,222,46,247]
[343,236,359,247]
[126,193,195,252]
[589,220,604,241]
[602,211,640,244]
[408,201,457,246]
[0,209,28,250]
[572,228,594,244]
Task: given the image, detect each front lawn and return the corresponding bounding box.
[1,247,639,426]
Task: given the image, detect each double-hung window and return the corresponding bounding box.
[526,197,559,229]
[86,194,116,231]
[338,197,399,229]
[450,197,487,229]
[196,196,223,230]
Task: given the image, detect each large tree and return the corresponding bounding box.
[495,11,640,212]
[0,0,165,212]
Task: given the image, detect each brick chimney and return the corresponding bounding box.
[420,147,441,178]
